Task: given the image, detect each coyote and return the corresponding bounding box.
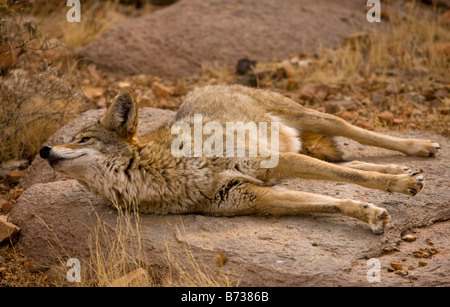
[40,85,441,234]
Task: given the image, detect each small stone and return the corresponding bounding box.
[440,10,450,26]
[390,262,403,271]
[434,42,450,58]
[340,111,358,121]
[422,252,430,258]
[0,202,14,214]
[6,169,24,185]
[425,238,434,246]
[404,92,425,104]
[325,99,359,114]
[278,63,296,79]
[0,216,20,243]
[151,82,172,98]
[378,111,394,123]
[0,43,15,74]
[385,83,397,94]
[434,88,448,99]
[236,58,256,75]
[402,234,417,242]
[393,118,404,125]
[1,160,28,170]
[387,267,395,273]
[10,188,24,200]
[311,242,318,247]
[418,260,427,267]
[137,96,155,108]
[135,74,150,87]
[430,247,441,254]
[395,270,408,276]
[299,83,329,101]
[83,86,104,100]
[354,118,374,130]
[413,251,423,258]
[408,265,415,270]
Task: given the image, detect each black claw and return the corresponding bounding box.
[386,188,392,194]
[428,152,435,157]
[363,203,368,209]
[408,188,417,196]
[411,172,421,176]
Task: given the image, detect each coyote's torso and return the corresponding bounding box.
[40,85,441,234]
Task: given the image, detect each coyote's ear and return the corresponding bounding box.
[101,87,138,141]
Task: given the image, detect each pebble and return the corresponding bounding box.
[418,260,428,267]
[135,74,150,87]
[236,58,256,75]
[390,262,403,271]
[0,202,14,214]
[402,234,417,242]
[151,82,172,98]
[1,160,28,170]
[5,169,24,185]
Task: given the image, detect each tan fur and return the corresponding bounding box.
[40,85,441,234]
[300,131,343,162]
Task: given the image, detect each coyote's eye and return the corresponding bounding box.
[79,137,91,143]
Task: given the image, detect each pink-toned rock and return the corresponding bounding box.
[300,83,329,101]
[151,82,172,98]
[0,215,20,243]
[80,0,369,78]
[6,169,24,185]
[378,111,394,123]
[0,202,14,214]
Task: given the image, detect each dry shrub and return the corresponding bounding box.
[0,3,81,162]
[58,1,127,51]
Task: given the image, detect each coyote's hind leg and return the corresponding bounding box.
[208,183,391,234]
[254,188,391,234]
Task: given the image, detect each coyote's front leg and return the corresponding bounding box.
[262,153,425,196]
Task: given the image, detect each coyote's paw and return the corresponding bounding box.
[406,140,441,157]
[363,203,391,235]
[388,172,424,196]
[382,164,410,175]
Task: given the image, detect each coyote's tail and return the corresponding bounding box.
[300,131,343,162]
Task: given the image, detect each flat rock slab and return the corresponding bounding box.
[80,0,369,78]
[10,107,450,286]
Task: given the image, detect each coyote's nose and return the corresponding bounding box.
[39,146,52,159]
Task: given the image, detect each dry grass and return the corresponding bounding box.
[76,203,232,287]
[0,4,82,162]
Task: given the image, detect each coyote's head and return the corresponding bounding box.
[40,87,139,196]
